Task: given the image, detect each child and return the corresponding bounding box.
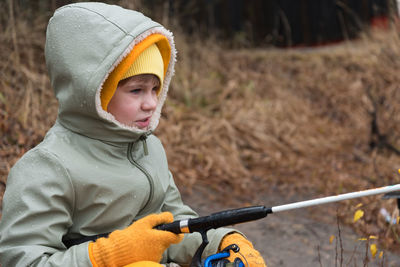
[0,2,266,267]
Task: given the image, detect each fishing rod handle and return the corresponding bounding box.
[155,205,271,234]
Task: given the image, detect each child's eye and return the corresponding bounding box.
[130,89,141,94]
[152,86,159,92]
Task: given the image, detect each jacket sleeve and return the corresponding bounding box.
[162,171,236,265]
[0,148,92,267]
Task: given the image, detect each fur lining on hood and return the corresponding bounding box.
[96,27,176,135]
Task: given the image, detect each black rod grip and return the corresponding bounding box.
[155,206,270,234]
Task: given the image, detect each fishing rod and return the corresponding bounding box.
[157,184,400,234]
[156,184,400,267]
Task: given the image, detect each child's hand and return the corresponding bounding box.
[89,212,183,267]
[219,233,267,267]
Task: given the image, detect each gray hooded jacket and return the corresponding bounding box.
[0,3,233,266]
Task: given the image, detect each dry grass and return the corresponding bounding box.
[1,0,400,252]
[159,31,400,250]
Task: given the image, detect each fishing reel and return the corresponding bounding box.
[203,244,245,267]
[187,228,246,267]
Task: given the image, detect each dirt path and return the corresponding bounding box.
[181,185,400,267]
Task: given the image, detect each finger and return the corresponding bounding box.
[136,212,174,228]
[150,212,174,226]
[152,231,183,245]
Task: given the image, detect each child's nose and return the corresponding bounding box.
[142,92,157,110]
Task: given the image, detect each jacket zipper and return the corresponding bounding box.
[139,135,149,156]
[127,134,154,211]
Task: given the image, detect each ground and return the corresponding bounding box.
[182,184,400,267]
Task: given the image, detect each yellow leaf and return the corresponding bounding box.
[370,244,377,258]
[355,203,363,208]
[353,209,364,222]
[379,251,384,259]
[358,238,367,241]
[329,235,335,244]
[369,235,378,239]
[397,216,400,225]
[398,168,400,174]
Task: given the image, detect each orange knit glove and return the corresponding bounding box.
[89,212,183,267]
[220,233,267,267]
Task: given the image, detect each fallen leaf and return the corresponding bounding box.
[353,209,364,222]
[370,244,377,258]
[329,235,335,244]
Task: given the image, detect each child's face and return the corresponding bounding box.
[108,74,160,129]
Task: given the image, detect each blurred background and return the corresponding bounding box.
[1,0,400,262]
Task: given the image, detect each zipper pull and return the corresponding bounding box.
[141,135,149,156]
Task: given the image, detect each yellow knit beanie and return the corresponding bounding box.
[120,43,164,86]
[101,36,168,111]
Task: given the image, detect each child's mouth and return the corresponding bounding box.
[135,117,150,128]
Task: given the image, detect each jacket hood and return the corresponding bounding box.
[45,2,176,142]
